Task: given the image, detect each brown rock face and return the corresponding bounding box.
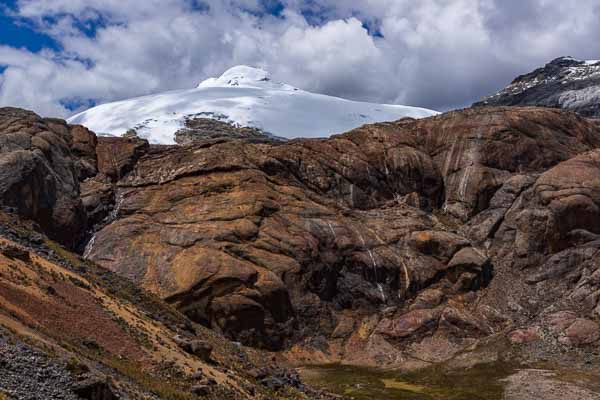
[0,108,95,247]
[82,106,600,352]
[7,104,600,365]
[508,327,541,344]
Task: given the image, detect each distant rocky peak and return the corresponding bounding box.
[549,56,600,67]
[474,56,600,118]
[507,56,600,89]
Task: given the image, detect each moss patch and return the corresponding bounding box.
[300,361,517,400]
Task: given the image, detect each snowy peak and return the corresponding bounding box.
[198,65,286,89]
[68,66,438,144]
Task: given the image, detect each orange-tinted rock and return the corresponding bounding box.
[344,107,600,220]
[95,136,148,180]
[438,305,491,336]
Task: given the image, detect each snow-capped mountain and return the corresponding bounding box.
[67,66,438,144]
[474,57,600,118]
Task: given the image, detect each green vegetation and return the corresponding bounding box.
[301,361,517,400]
[44,240,85,270]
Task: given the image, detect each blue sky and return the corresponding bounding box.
[1,0,600,118]
[0,1,59,52]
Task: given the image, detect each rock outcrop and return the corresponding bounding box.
[174,117,279,144]
[0,107,95,248]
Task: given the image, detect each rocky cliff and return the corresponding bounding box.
[2,105,600,396]
[474,57,600,118]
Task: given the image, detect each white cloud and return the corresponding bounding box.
[1,0,600,117]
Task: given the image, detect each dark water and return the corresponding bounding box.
[300,362,515,400]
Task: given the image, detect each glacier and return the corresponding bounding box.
[67,66,438,144]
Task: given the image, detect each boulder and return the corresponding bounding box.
[0,244,30,262]
[438,306,491,336]
[191,384,210,396]
[173,336,213,362]
[72,376,118,400]
[446,247,492,291]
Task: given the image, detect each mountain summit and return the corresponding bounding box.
[474,56,600,118]
[67,65,437,144]
[197,65,278,89]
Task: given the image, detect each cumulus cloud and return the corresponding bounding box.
[1,0,600,117]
